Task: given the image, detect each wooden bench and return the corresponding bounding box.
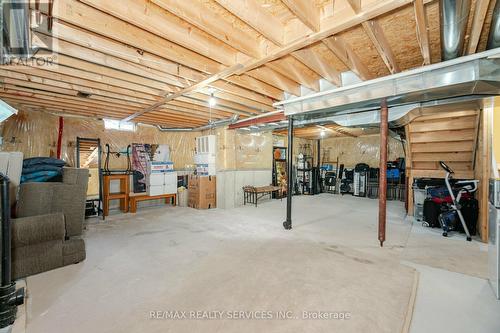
[129,193,176,213]
[243,185,282,207]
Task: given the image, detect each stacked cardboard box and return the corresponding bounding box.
[188,175,216,209]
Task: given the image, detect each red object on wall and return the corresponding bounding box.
[56,116,64,159]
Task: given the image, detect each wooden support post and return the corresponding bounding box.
[56,116,64,159]
[378,101,389,247]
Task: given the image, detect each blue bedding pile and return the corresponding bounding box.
[21,157,66,183]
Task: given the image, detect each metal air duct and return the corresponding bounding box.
[488,0,500,49]
[156,114,239,132]
[440,0,471,60]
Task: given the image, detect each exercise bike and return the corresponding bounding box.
[438,161,479,241]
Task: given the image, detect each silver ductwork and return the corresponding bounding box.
[276,48,500,119]
[440,0,471,60]
[488,0,500,49]
[156,114,239,132]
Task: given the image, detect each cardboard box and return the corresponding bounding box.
[188,175,216,209]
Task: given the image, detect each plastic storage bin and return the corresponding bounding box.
[414,203,424,221]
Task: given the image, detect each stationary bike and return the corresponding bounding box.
[438,161,478,241]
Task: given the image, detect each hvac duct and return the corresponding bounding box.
[156,115,239,132]
[440,0,471,60]
[488,0,500,49]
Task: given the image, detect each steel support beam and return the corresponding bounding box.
[378,101,388,246]
[283,117,294,230]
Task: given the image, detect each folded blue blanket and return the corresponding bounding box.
[21,170,62,183]
[23,157,66,168]
[22,165,63,175]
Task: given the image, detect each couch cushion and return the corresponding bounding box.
[12,240,63,279]
[62,239,86,266]
[12,213,65,247]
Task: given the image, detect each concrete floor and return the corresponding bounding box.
[12,195,500,332]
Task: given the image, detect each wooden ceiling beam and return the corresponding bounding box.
[213,0,285,46]
[0,68,155,105]
[34,32,185,88]
[361,20,400,73]
[266,56,321,92]
[246,67,301,96]
[38,35,277,107]
[224,75,284,100]
[322,36,373,80]
[347,0,400,73]
[209,81,275,106]
[414,0,431,65]
[5,99,206,126]
[49,21,205,82]
[292,47,342,86]
[188,93,263,114]
[78,0,240,65]
[52,0,224,74]
[151,0,262,58]
[1,88,219,123]
[0,86,139,112]
[130,0,415,118]
[282,0,321,32]
[168,100,233,117]
[466,0,491,54]
[6,66,160,102]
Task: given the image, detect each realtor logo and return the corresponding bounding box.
[1,0,57,67]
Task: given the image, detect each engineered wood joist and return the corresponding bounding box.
[281,0,321,32]
[214,0,285,45]
[414,0,431,65]
[322,36,373,80]
[2,0,491,128]
[78,0,241,65]
[267,56,322,91]
[346,0,400,73]
[151,0,262,58]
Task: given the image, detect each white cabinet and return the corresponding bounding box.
[146,172,177,196]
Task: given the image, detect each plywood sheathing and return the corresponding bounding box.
[307,42,350,74]
[426,1,442,63]
[377,4,424,71]
[338,25,389,78]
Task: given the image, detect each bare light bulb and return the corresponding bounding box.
[208,95,217,107]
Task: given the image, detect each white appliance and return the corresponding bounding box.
[196,135,216,154]
[489,179,500,299]
[194,135,217,176]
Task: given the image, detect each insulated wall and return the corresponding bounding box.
[319,134,404,168]
[1,110,199,169]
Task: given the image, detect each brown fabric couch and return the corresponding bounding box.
[11,168,89,279]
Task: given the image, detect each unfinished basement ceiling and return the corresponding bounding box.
[0,0,498,128]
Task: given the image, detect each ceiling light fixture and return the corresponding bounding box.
[208,93,217,107]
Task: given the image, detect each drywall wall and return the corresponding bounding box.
[1,110,199,169]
